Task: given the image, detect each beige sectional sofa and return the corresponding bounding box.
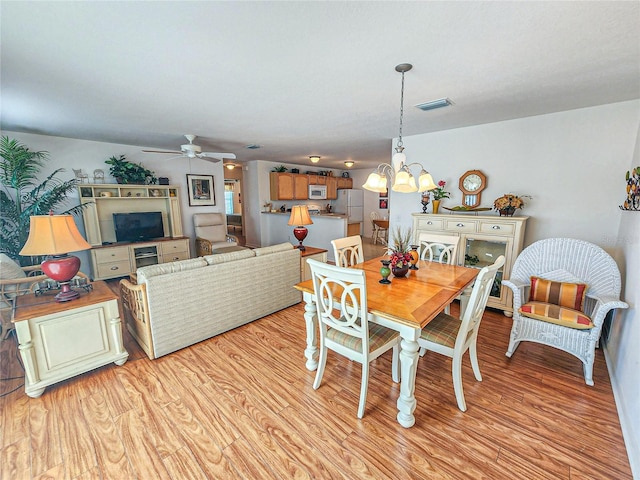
[120,243,301,359]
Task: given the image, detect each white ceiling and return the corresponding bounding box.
[2,1,639,169]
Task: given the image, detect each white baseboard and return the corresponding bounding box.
[604,344,639,479]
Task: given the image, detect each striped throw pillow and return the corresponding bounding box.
[529,276,587,312]
[519,302,593,330]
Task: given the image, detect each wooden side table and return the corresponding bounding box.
[299,246,328,281]
[12,281,128,398]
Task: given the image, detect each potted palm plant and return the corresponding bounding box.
[0,136,85,264]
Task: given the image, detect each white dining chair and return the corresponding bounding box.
[418,232,460,265]
[331,235,364,267]
[418,232,461,318]
[370,212,388,245]
[307,258,400,418]
[417,255,505,412]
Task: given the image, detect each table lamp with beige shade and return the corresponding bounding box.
[288,205,313,251]
[19,214,92,302]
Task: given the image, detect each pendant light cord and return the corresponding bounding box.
[397,71,405,149]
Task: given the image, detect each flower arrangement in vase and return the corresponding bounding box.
[388,227,413,277]
[431,180,450,213]
[493,193,532,216]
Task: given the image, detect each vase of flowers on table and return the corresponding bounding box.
[431,180,450,214]
[493,193,532,216]
[388,227,412,278]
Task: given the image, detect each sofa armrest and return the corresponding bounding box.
[120,279,155,359]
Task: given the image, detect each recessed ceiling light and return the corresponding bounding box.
[245,144,262,149]
[309,156,321,163]
[414,98,453,111]
[344,161,354,168]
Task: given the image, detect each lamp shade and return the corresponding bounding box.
[287,205,313,226]
[418,170,438,192]
[392,169,418,193]
[20,215,91,256]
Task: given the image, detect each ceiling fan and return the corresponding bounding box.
[143,134,236,163]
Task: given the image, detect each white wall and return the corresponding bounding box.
[386,100,640,476]
[3,131,227,271]
[607,121,640,478]
[388,100,640,258]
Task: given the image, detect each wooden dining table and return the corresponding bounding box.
[294,255,479,428]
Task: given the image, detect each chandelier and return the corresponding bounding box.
[362,63,437,194]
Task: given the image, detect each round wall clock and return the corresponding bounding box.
[458,170,487,208]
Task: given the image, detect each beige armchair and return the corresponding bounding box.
[193,213,238,257]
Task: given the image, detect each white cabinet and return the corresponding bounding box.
[77,184,184,246]
[90,238,191,281]
[412,213,528,316]
[13,281,128,398]
[78,184,190,280]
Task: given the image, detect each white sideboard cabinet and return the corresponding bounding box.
[412,213,528,316]
[77,184,190,280]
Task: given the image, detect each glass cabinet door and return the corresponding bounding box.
[463,236,511,302]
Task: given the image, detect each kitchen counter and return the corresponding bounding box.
[263,211,348,219]
[262,212,352,262]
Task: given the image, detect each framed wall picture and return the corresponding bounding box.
[187,174,216,206]
[379,198,388,209]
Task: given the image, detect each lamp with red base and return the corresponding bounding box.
[19,214,92,302]
[287,205,313,251]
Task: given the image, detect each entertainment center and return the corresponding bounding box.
[77,184,190,280]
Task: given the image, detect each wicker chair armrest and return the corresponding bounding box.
[119,278,153,358]
[586,294,629,327]
[502,278,530,310]
[196,236,213,256]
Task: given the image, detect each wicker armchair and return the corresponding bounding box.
[0,262,48,339]
[503,238,628,385]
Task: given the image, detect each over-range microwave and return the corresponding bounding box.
[308,185,327,200]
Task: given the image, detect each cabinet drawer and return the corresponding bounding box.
[445,220,478,233]
[160,240,188,255]
[96,260,131,279]
[479,221,515,236]
[415,218,444,231]
[93,246,129,263]
[162,251,190,263]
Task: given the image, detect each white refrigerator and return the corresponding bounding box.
[335,189,364,231]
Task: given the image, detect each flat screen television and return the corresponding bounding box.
[113,212,164,243]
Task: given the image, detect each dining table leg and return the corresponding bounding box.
[396,330,421,428]
[302,292,319,371]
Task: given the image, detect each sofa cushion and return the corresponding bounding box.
[519,301,593,329]
[253,242,296,257]
[0,254,26,281]
[203,248,255,265]
[137,257,208,284]
[529,276,587,312]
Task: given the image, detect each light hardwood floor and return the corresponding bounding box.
[0,289,631,479]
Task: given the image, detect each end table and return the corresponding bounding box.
[12,281,128,398]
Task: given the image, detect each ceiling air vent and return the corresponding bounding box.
[415,98,453,111]
[245,144,262,150]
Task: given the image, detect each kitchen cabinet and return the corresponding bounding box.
[337,177,353,189]
[412,213,528,316]
[326,176,338,199]
[270,172,308,200]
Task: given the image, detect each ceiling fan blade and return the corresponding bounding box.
[200,152,236,160]
[142,149,182,154]
[200,157,221,163]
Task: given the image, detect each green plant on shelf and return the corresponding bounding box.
[105,155,157,185]
[465,254,480,266]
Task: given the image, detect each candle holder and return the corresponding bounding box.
[421,192,430,213]
[379,260,391,284]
